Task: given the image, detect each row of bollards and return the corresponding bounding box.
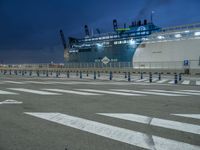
[0,70,182,84]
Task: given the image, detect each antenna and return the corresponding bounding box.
[151,11,155,23]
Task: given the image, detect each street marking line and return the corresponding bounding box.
[168,80,175,84]
[0,100,22,105]
[3,81,26,84]
[43,89,102,96]
[180,90,200,93]
[171,114,200,120]
[145,89,200,96]
[111,89,186,96]
[76,89,144,96]
[196,81,200,86]
[136,79,148,82]
[8,88,61,95]
[0,90,18,95]
[97,113,200,135]
[25,112,200,150]
[24,81,54,84]
[182,80,190,85]
[157,79,168,84]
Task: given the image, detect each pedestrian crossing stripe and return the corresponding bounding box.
[145,89,200,96]
[111,89,187,96]
[182,80,190,85]
[97,113,200,135]
[76,89,144,96]
[0,79,200,85]
[171,114,200,120]
[0,100,22,104]
[25,112,200,150]
[0,90,18,95]
[8,88,62,95]
[156,79,168,83]
[43,89,102,96]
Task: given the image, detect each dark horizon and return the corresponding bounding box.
[0,0,200,64]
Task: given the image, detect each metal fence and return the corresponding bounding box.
[0,60,200,70]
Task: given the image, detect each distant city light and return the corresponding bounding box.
[157,36,165,39]
[175,34,182,38]
[184,30,190,33]
[194,32,200,36]
[96,43,103,47]
[129,39,136,45]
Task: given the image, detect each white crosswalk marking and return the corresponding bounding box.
[157,79,168,83]
[172,114,200,120]
[0,90,18,95]
[98,113,200,135]
[196,81,200,86]
[180,90,200,93]
[3,81,26,84]
[182,80,190,85]
[8,88,61,95]
[43,89,102,96]
[25,112,200,150]
[0,100,22,104]
[77,89,144,96]
[111,89,186,96]
[24,81,53,84]
[146,89,200,96]
[168,80,175,84]
[136,78,148,82]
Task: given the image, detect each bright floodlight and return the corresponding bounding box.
[96,43,103,47]
[194,32,200,36]
[175,34,182,38]
[129,39,136,45]
[157,36,165,39]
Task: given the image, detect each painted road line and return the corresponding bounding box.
[157,79,168,84]
[136,78,148,82]
[180,90,200,93]
[196,81,200,86]
[0,100,22,105]
[3,81,26,84]
[168,80,174,84]
[172,114,200,120]
[112,89,186,96]
[24,81,54,84]
[25,112,200,150]
[77,89,144,96]
[0,90,18,95]
[182,80,190,85]
[145,89,200,96]
[43,89,102,96]
[97,113,200,135]
[8,88,61,95]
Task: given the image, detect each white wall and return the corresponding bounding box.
[133,38,200,69]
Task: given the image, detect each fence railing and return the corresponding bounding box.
[0,60,200,70]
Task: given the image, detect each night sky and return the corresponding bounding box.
[0,0,200,64]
